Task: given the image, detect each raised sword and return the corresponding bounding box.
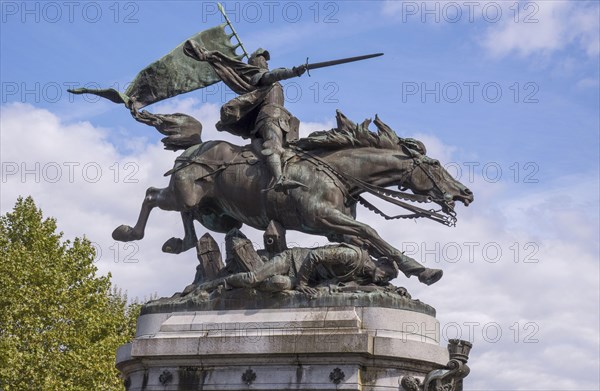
[303,53,384,76]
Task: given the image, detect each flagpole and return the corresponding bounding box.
[218,3,250,60]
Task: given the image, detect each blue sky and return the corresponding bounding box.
[2,0,599,179]
[1,1,599,389]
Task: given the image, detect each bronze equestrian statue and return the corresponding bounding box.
[68,25,474,287]
[112,112,473,285]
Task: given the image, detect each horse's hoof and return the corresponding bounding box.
[112,225,140,241]
[418,268,443,285]
[162,237,184,254]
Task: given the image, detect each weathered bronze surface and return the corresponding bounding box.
[155,231,431,315]
[69,22,474,302]
[401,339,472,391]
[111,110,473,287]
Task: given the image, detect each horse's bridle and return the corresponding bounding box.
[170,143,459,227]
[290,145,458,227]
[398,147,457,216]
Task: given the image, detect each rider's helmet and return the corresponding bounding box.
[249,48,270,61]
[248,48,270,69]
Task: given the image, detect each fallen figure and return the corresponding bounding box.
[188,242,401,297]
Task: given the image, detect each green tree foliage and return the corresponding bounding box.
[0,197,139,390]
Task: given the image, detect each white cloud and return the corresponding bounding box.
[299,119,335,137]
[481,1,600,58]
[1,102,598,389]
[1,102,198,298]
[350,131,598,388]
[0,100,334,298]
[381,0,599,60]
[410,132,457,163]
[576,77,600,89]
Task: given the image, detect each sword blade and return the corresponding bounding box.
[306,53,384,71]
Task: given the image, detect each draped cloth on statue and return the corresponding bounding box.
[68,24,241,109]
[182,45,276,139]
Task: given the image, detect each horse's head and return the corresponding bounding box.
[397,145,474,216]
[296,112,474,220]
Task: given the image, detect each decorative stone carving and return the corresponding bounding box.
[401,339,472,391]
[329,368,346,385]
[242,369,257,385]
[159,370,173,386]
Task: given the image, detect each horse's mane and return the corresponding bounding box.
[294,110,426,154]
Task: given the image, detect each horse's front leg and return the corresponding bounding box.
[315,209,442,285]
[162,211,198,254]
[113,186,176,242]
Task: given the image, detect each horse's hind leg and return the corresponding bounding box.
[161,211,198,254]
[315,209,442,285]
[113,186,176,242]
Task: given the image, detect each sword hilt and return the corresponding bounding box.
[305,57,310,77]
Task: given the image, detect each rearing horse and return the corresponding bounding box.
[112,114,473,285]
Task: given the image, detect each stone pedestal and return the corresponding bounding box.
[117,304,451,390]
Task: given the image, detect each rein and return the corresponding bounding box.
[167,143,457,227]
[289,145,457,227]
[164,146,252,177]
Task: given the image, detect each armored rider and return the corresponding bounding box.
[184,41,307,192]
